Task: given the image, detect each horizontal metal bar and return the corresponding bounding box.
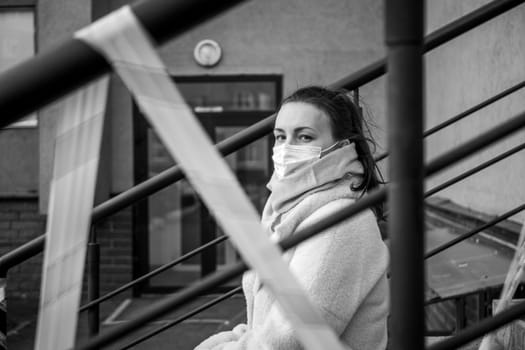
[427,300,525,350]
[75,108,525,350]
[425,287,495,307]
[425,202,525,259]
[426,111,525,177]
[76,261,247,350]
[331,0,525,91]
[425,329,455,337]
[92,115,274,222]
[0,235,44,274]
[0,116,274,271]
[120,286,242,350]
[375,82,525,163]
[79,235,228,312]
[424,81,525,137]
[0,0,247,127]
[425,142,525,197]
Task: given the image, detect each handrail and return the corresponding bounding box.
[1,0,524,272]
[0,116,273,271]
[425,203,525,259]
[77,141,525,313]
[424,81,525,138]
[120,286,243,350]
[428,300,525,350]
[425,112,525,177]
[374,80,525,162]
[75,109,525,350]
[79,235,228,312]
[0,0,247,127]
[331,0,525,91]
[425,142,525,197]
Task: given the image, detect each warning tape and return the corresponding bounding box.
[35,78,109,350]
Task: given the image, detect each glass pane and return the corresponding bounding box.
[215,126,270,266]
[0,10,37,127]
[147,130,202,286]
[177,81,277,112]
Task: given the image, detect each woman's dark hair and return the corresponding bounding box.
[281,86,385,220]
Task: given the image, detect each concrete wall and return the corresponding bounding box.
[425,1,525,222]
[0,129,38,194]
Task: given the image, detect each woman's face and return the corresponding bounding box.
[273,102,336,148]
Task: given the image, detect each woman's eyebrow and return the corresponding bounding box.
[273,126,316,133]
[294,126,316,133]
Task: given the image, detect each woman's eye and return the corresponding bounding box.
[274,134,285,142]
[299,134,313,142]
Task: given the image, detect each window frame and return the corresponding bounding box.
[0,0,38,128]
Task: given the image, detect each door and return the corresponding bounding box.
[134,75,281,292]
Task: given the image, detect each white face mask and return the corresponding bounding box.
[272,141,344,178]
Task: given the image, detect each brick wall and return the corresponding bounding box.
[0,197,46,303]
[0,197,133,311]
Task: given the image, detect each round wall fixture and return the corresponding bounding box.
[193,39,222,67]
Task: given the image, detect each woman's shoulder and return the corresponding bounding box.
[298,197,379,235]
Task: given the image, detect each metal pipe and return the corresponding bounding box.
[427,300,525,350]
[385,2,425,350]
[0,0,247,127]
[425,111,525,177]
[425,143,525,197]
[79,235,228,313]
[332,0,525,91]
[119,286,242,349]
[75,262,248,350]
[455,297,467,330]
[424,203,525,259]
[424,81,525,137]
[87,240,100,337]
[375,81,525,162]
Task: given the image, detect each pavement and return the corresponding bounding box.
[7,293,245,350]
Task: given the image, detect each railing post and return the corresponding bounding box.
[455,296,467,330]
[0,269,6,350]
[385,1,425,350]
[87,227,100,339]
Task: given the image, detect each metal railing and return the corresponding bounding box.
[2,0,524,279]
[74,110,525,350]
[0,0,524,349]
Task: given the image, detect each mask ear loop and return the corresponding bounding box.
[320,139,351,157]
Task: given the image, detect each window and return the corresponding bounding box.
[0,3,36,127]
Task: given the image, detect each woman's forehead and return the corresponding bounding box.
[275,102,331,131]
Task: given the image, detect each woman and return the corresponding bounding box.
[196,86,389,350]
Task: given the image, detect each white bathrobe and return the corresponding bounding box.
[195,143,390,350]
